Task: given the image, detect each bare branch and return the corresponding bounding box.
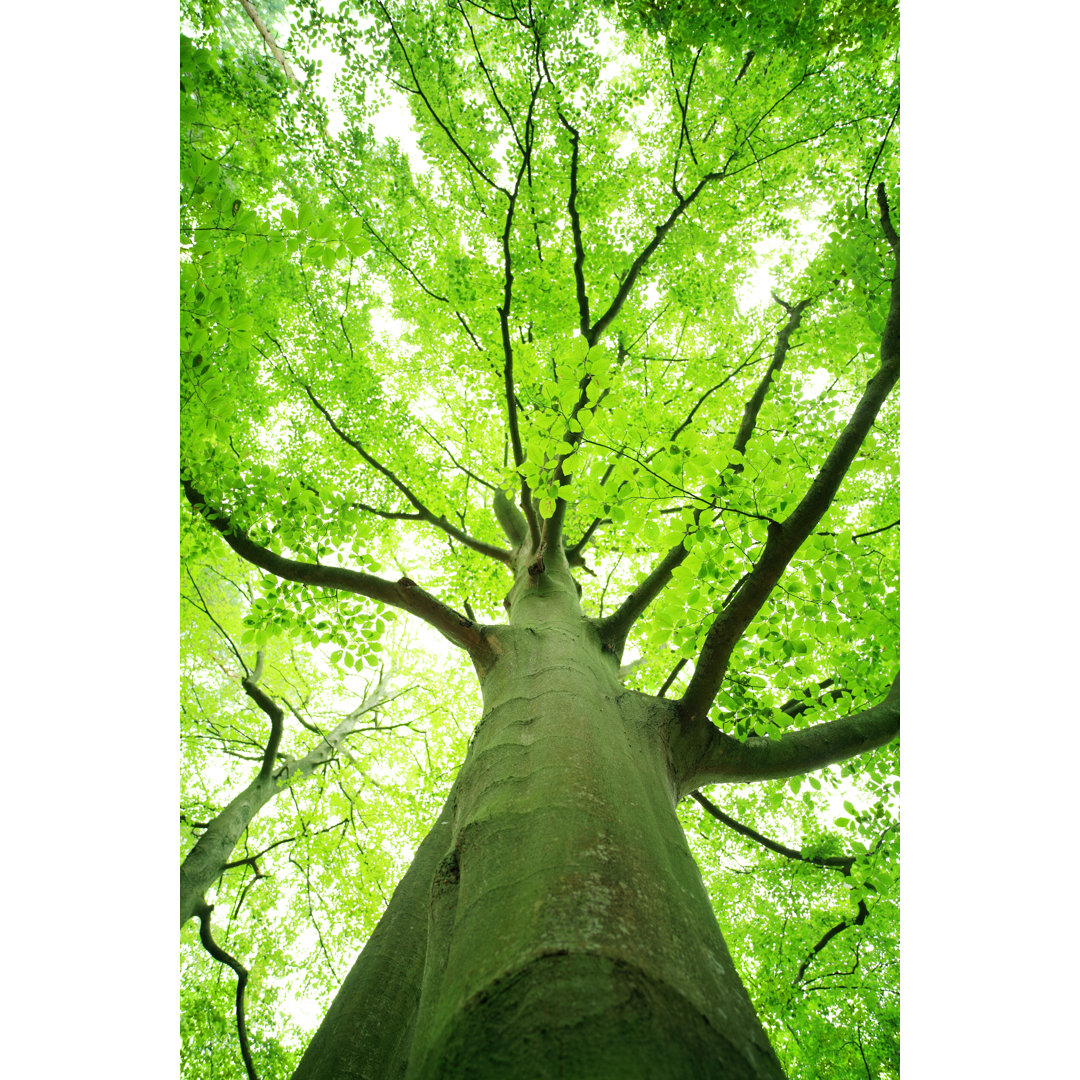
[657,657,687,698]
[862,105,899,220]
[667,340,765,445]
[690,790,853,871]
[359,220,486,353]
[794,900,868,985]
[459,2,524,155]
[240,666,285,782]
[734,50,755,85]
[588,166,728,345]
[679,258,899,722]
[733,296,812,456]
[595,522,698,655]
[677,674,898,794]
[557,111,591,335]
[854,518,899,541]
[181,475,491,659]
[670,47,703,194]
[237,0,296,84]
[299,381,511,565]
[876,181,900,253]
[193,900,260,1080]
[373,0,508,195]
[495,73,546,551]
[817,519,899,543]
[281,672,404,781]
[418,421,498,492]
[182,567,249,677]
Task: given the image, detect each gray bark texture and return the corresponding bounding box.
[181,775,277,928]
[180,673,396,926]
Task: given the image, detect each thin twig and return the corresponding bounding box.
[193,901,260,1080]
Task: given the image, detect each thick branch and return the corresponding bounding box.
[876,181,899,254]
[595,520,698,655]
[240,665,285,781]
[181,476,490,658]
[733,296,812,455]
[237,0,296,84]
[193,901,260,1080]
[734,50,755,85]
[678,674,899,792]
[679,262,899,721]
[566,512,605,558]
[281,672,402,780]
[493,487,528,549]
[588,167,727,345]
[557,112,591,334]
[181,672,399,926]
[181,774,276,926]
[495,77,545,552]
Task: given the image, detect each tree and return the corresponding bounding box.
[180,0,899,1076]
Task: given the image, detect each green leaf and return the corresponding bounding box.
[241,242,264,270]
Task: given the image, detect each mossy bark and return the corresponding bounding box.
[293,554,785,1079]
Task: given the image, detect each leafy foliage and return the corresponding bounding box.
[180,0,898,1075]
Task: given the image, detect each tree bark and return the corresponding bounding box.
[181,774,277,927]
[292,557,787,1079]
[181,673,398,927]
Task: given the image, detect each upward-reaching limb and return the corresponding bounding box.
[181,654,401,926]
[679,192,900,724]
[594,296,813,654]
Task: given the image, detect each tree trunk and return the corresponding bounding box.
[293,558,786,1079]
[181,774,277,927]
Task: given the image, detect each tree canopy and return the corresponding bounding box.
[180,0,899,1076]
